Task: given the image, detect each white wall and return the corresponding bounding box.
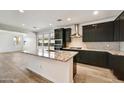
[0,30,24,53]
[23,32,37,54]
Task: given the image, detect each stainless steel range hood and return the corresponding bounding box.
[71,24,82,38]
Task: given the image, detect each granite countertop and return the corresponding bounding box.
[22,50,78,62]
[62,48,124,56]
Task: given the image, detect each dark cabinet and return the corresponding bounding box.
[74,50,109,68]
[113,11,124,41]
[62,49,109,68]
[102,22,114,41]
[54,28,65,49]
[120,12,124,41]
[83,21,114,42]
[54,28,64,39]
[65,28,71,42]
[114,17,120,41]
[54,28,71,49]
[83,25,96,42]
[62,48,124,80]
[109,54,124,80]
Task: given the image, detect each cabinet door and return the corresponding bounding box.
[76,51,108,68]
[103,22,114,41]
[114,17,120,41]
[109,55,124,80]
[94,23,104,41]
[83,21,114,42]
[95,22,114,41]
[120,12,124,41]
[65,28,71,42]
[83,25,96,42]
[54,28,63,39]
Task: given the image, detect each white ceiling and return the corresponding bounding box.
[0,10,122,32]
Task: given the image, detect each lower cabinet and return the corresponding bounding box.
[109,54,124,80]
[62,49,124,80]
[74,50,109,68]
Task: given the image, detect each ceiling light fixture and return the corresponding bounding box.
[49,24,52,26]
[36,27,40,30]
[93,11,99,15]
[22,24,25,26]
[19,10,24,13]
[67,18,71,21]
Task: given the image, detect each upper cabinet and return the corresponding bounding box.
[120,12,124,41]
[54,28,71,49]
[54,28,64,39]
[83,25,96,42]
[113,11,124,41]
[114,17,120,41]
[83,21,114,42]
[65,28,71,42]
[82,11,124,42]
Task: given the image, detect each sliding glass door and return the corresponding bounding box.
[37,32,55,56]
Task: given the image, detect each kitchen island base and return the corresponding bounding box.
[27,56,74,83]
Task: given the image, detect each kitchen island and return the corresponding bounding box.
[22,50,78,83]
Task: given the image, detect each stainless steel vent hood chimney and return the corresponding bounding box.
[71,24,81,38]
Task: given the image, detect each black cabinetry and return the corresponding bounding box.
[82,11,124,42]
[54,28,64,39]
[120,12,124,41]
[62,49,109,68]
[74,50,109,68]
[114,17,120,41]
[113,11,124,41]
[65,28,71,42]
[83,21,114,42]
[109,54,124,80]
[83,25,96,42]
[62,48,124,80]
[54,28,65,50]
[54,28,71,49]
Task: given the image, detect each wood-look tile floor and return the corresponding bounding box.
[0,52,123,83]
[74,63,124,83]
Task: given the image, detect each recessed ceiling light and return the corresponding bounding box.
[67,18,71,21]
[22,24,25,26]
[93,11,99,15]
[36,27,40,30]
[19,10,24,13]
[49,24,52,26]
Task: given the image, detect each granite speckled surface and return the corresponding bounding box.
[23,50,78,62]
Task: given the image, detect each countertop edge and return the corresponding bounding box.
[62,48,124,56]
[21,51,78,62]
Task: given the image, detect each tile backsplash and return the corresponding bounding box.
[67,37,120,51]
[85,42,120,51]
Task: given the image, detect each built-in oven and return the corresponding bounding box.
[54,39,63,50]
